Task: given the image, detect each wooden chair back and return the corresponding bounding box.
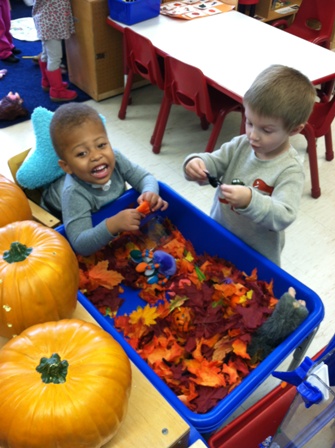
[7,149,61,228]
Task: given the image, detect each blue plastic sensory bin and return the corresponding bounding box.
[57,182,324,434]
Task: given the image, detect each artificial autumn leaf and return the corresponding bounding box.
[78,269,90,291]
[178,258,195,275]
[178,381,198,407]
[136,200,151,215]
[245,267,258,282]
[222,362,239,385]
[192,335,221,360]
[141,332,184,366]
[87,260,124,289]
[194,265,206,282]
[212,336,234,361]
[169,295,189,312]
[129,304,160,326]
[232,339,251,359]
[184,358,226,387]
[162,237,186,258]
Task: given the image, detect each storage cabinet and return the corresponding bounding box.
[65,0,124,101]
[254,0,302,22]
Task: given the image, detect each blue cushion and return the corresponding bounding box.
[16,107,107,190]
[16,106,64,189]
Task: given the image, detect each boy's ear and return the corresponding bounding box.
[289,123,305,136]
[58,159,72,174]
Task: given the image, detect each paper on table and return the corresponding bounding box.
[160,0,234,20]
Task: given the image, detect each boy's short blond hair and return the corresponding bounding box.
[243,65,316,132]
[50,103,104,158]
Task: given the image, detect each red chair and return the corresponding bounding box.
[302,92,335,198]
[271,0,335,49]
[118,27,164,120]
[151,56,244,154]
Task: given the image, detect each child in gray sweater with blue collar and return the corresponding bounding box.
[42,103,167,256]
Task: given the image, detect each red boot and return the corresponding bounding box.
[46,68,77,102]
[39,60,68,92]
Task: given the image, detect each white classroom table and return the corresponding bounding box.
[107,10,335,102]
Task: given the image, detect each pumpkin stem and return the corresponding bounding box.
[3,241,33,263]
[36,353,69,384]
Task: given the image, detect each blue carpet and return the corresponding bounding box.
[0,0,91,129]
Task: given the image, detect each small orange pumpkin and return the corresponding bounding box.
[171,306,195,334]
[0,174,32,226]
[0,220,79,338]
[0,319,132,448]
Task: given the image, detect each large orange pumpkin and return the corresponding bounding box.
[0,319,132,448]
[0,174,32,226]
[0,220,79,338]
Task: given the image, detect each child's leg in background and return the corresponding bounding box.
[0,0,13,59]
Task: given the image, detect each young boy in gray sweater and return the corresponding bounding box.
[42,103,168,256]
[183,65,316,266]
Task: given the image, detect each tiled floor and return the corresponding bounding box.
[1,84,335,428]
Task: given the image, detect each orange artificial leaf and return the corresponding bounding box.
[245,267,258,282]
[222,362,239,385]
[185,358,226,387]
[192,335,221,360]
[228,328,241,338]
[232,339,251,360]
[142,334,184,366]
[178,381,198,407]
[178,258,195,274]
[269,296,279,308]
[138,282,166,304]
[136,201,151,215]
[129,303,160,326]
[162,238,186,259]
[87,260,124,289]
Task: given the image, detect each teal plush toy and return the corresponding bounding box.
[16,106,106,190]
[16,107,64,189]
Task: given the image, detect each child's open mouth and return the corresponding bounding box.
[91,164,109,179]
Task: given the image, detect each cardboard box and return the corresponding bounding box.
[66,0,124,101]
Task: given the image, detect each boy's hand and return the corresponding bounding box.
[220,184,252,209]
[106,209,142,235]
[138,192,168,212]
[184,158,208,182]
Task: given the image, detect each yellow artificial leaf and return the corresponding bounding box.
[129,304,160,326]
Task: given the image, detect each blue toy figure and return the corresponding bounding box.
[130,249,177,285]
